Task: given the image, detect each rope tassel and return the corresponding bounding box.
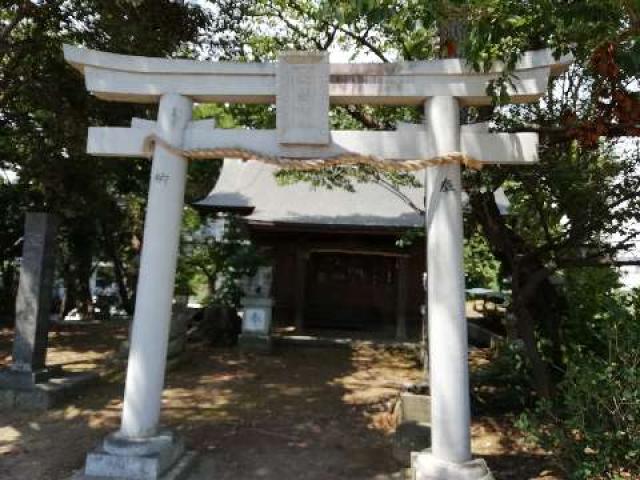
[143,134,483,171]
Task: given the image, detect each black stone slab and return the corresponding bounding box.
[0,365,62,390]
[12,212,60,372]
[0,371,98,410]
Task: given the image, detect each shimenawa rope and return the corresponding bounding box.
[142,134,483,171]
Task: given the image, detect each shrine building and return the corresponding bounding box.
[197,158,509,340]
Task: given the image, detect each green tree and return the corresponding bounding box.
[0,1,230,318]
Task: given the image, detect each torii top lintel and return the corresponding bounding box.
[63,45,571,107]
[64,45,572,166]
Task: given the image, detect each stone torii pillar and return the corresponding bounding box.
[414,97,483,478]
[119,93,193,439]
[83,94,195,479]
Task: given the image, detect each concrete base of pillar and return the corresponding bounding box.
[397,392,431,425]
[412,452,494,480]
[76,430,195,480]
[238,333,272,353]
[0,365,64,388]
[393,391,432,465]
[0,368,97,410]
[393,422,431,466]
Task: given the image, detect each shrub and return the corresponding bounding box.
[518,270,640,479]
[178,209,264,308]
[464,230,501,290]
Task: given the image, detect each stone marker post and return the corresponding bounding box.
[1,212,59,388]
[1,212,98,411]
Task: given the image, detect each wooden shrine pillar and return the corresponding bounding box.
[395,256,408,341]
[294,247,308,333]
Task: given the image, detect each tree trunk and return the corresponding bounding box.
[511,263,555,399]
[60,263,76,317]
[101,223,133,315]
[0,262,17,325]
[61,261,93,318]
[469,190,562,399]
[61,222,96,319]
[112,251,133,315]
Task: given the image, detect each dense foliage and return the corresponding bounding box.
[0,1,241,319]
[463,231,501,289]
[519,270,640,479]
[177,208,263,308]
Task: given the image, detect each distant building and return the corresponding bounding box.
[618,240,640,289]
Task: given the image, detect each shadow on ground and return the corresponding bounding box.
[170,345,410,480]
[1,324,560,480]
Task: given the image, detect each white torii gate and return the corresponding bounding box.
[64,45,570,480]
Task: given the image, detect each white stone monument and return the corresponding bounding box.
[238,266,274,352]
[64,44,570,479]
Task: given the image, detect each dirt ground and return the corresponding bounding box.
[0,323,560,480]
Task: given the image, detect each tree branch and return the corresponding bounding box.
[269,4,324,50]
[503,122,640,140]
[373,175,425,216]
[343,105,390,130]
[557,257,640,268]
[336,26,390,63]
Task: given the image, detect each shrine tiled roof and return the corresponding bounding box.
[196,160,509,228]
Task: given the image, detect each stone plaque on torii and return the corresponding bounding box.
[64,45,570,480]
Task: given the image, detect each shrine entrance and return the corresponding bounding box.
[64,44,570,480]
[304,251,397,332]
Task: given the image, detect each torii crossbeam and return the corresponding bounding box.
[64,45,570,480]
